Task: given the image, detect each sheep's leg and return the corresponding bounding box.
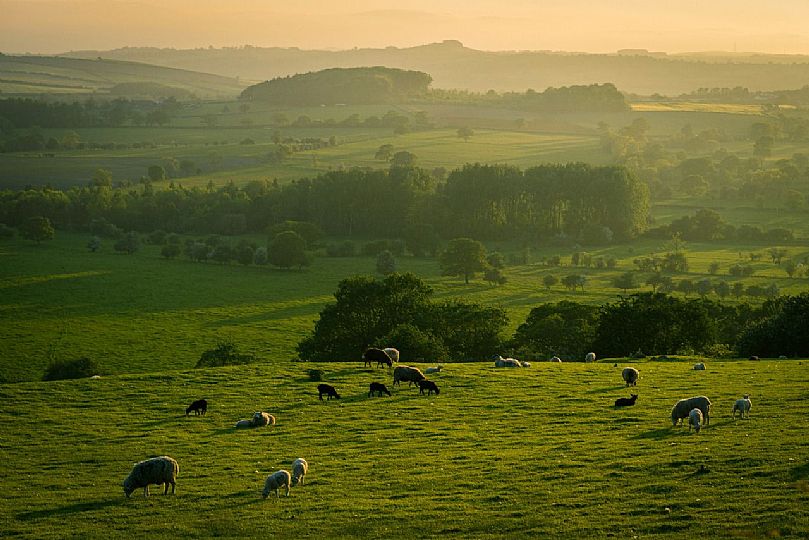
[144,485,149,498]
[285,485,290,497]
[164,482,169,495]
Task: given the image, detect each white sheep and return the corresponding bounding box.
[732,395,752,419]
[621,367,639,386]
[235,419,253,429]
[425,365,443,374]
[292,458,308,486]
[671,396,712,426]
[688,408,703,433]
[585,352,596,363]
[383,347,400,364]
[550,356,562,363]
[693,362,706,370]
[520,360,531,367]
[123,456,179,498]
[251,412,276,427]
[262,470,291,499]
[494,355,523,368]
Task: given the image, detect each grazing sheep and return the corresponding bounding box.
[585,352,596,363]
[671,396,712,427]
[749,355,759,361]
[383,347,400,364]
[416,379,440,395]
[550,356,562,363]
[425,365,443,374]
[251,411,276,427]
[363,347,392,368]
[614,394,638,407]
[262,470,291,499]
[369,382,391,397]
[235,419,253,429]
[393,366,426,386]
[292,458,308,486]
[732,395,752,419]
[693,363,706,370]
[688,408,703,433]
[185,399,207,416]
[622,367,639,386]
[317,383,341,400]
[123,456,179,498]
[779,355,787,360]
[494,355,523,368]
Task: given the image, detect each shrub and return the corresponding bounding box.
[307,369,325,382]
[43,357,101,381]
[196,341,256,368]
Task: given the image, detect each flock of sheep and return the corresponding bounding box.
[122,348,754,500]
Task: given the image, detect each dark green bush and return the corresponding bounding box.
[196,341,256,368]
[43,357,101,381]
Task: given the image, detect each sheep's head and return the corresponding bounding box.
[123,477,135,498]
[631,394,638,399]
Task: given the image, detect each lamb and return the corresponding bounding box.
[292,458,308,486]
[688,408,703,433]
[494,355,523,368]
[317,383,341,400]
[185,399,207,416]
[614,394,638,407]
[732,394,752,419]
[235,419,253,429]
[369,382,391,397]
[262,470,291,499]
[383,347,400,364]
[393,366,426,386]
[520,361,532,367]
[550,356,562,363]
[693,362,706,370]
[621,367,639,386]
[123,456,179,498]
[585,352,596,363]
[671,396,712,427]
[363,347,392,368]
[749,355,759,361]
[416,379,440,395]
[425,365,443,374]
[251,411,276,427]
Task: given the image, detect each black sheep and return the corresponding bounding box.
[368,382,391,397]
[185,399,207,416]
[614,394,638,407]
[317,384,341,400]
[417,379,440,396]
[363,347,392,368]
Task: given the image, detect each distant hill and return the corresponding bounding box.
[241,67,431,105]
[0,55,244,98]
[59,41,809,95]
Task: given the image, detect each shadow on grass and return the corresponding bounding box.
[17,499,120,521]
[585,385,626,394]
[633,426,679,440]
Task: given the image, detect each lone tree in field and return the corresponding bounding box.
[20,216,55,244]
[376,250,396,275]
[440,237,487,284]
[375,144,394,161]
[612,271,639,293]
[542,274,559,290]
[268,230,310,269]
[457,126,474,141]
[390,150,417,168]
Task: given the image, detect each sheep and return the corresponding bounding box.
[416,379,440,395]
[363,347,392,368]
[251,411,276,427]
[292,458,308,486]
[494,355,523,368]
[732,394,752,419]
[317,383,341,400]
[393,366,426,386]
[621,367,639,386]
[693,362,706,370]
[425,365,443,374]
[585,352,596,363]
[262,470,291,499]
[185,399,207,416]
[671,396,712,427]
[688,408,703,433]
[520,360,532,367]
[369,382,391,397]
[749,355,759,361]
[614,394,638,407]
[235,419,253,429]
[779,355,787,360]
[123,456,179,498]
[550,356,562,363]
[383,347,400,364]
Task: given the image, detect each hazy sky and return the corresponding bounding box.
[3,0,809,55]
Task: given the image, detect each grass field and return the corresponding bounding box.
[2,233,808,383]
[0,359,807,538]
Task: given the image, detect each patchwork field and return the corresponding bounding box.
[0,359,807,538]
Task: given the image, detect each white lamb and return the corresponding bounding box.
[550,356,562,363]
[693,362,706,370]
[585,352,596,363]
[383,347,400,364]
[425,366,443,374]
[262,470,291,499]
[688,408,703,433]
[292,458,308,486]
[732,395,752,419]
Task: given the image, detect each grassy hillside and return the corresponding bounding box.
[0,55,244,98]
[2,233,808,383]
[0,359,807,538]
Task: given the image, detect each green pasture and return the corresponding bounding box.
[2,233,808,383]
[0,359,807,538]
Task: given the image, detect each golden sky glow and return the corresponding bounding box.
[2,0,809,54]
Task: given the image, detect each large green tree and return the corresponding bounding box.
[440,237,487,284]
[268,231,310,269]
[19,216,54,244]
[512,301,598,359]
